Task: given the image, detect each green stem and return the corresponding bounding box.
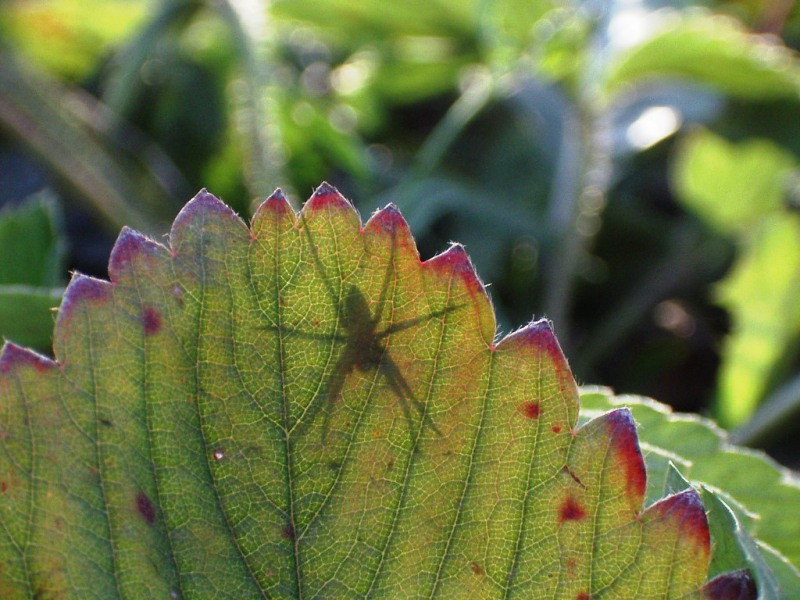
[731,370,800,446]
[214,0,294,210]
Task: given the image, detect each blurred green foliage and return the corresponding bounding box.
[2,0,800,450]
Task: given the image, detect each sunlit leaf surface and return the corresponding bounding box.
[0,184,749,598]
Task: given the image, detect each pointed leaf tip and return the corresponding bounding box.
[501,319,566,362]
[264,188,292,213]
[701,569,757,600]
[0,342,55,374]
[365,204,410,236]
[425,243,484,293]
[308,181,352,212]
[651,488,710,553]
[604,408,647,501]
[108,227,165,281]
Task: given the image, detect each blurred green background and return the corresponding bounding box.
[2,0,800,465]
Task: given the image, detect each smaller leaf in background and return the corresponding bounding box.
[603,13,800,101]
[579,388,800,574]
[0,0,149,80]
[672,129,800,427]
[673,129,795,233]
[0,192,65,287]
[0,193,66,351]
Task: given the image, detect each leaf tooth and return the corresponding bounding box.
[108,226,167,282]
[499,319,563,361]
[308,181,354,212]
[647,488,711,553]
[699,568,757,599]
[425,242,485,292]
[603,408,647,502]
[170,188,247,242]
[0,341,56,374]
[261,188,294,215]
[365,203,408,234]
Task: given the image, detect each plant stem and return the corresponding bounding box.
[731,370,800,446]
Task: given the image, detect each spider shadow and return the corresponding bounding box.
[262,207,462,445]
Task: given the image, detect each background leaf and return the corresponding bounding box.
[0,193,65,351]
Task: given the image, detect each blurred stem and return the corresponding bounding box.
[731,370,800,446]
[0,51,160,233]
[102,0,201,117]
[214,0,295,210]
[387,71,495,216]
[543,100,613,349]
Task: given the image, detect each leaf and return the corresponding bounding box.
[0,184,749,597]
[0,194,65,288]
[0,194,65,351]
[603,13,800,100]
[672,129,796,234]
[672,129,800,426]
[580,388,800,573]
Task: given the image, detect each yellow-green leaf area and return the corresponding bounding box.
[0,184,746,598]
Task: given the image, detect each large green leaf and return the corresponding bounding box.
[0,184,749,597]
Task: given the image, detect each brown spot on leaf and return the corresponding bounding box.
[470,561,483,575]
[520,401,541,419]
[1,481,7,493]
[136,492,156,524]
[552,425,562,433]
[576,593,590,600]
[142,306,162,335]
[559,495,586,523]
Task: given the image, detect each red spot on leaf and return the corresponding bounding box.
[651,489,710,553]
[136,492,156,525]
[0,343,55,374]
[576,593,590,600]
[1,481,7,493]
[701,569,756,600]
[520,402,541,419]
[559,495,586,523]
[281,525,295,540]
[142,306,162,335]
[552,425,562,433]
[470,561,483,575]
[604,409,647,502]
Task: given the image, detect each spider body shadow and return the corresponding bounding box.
[263,196,459,444]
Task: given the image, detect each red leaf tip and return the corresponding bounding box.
[425,243,484,295]
[308,181,352,212]
[652,488,710,552]
[701,569,756,600]
[264,188,292,214]
[503,319,567,365]
[604,408,647,502]
[0,342,55,374]
[108,227,163,280]
[368,203,407,233]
